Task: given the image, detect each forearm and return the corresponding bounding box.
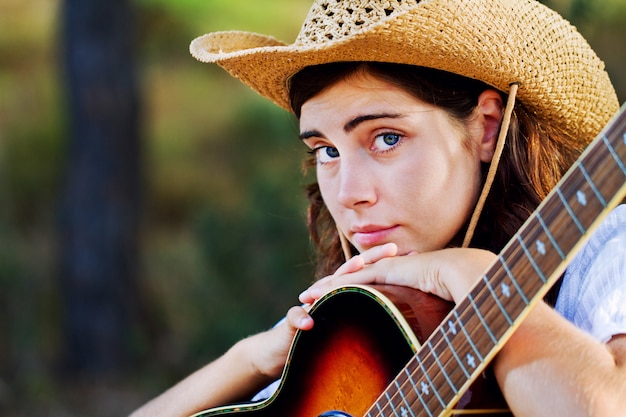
[494,302,626,417]
[130,337,274,417]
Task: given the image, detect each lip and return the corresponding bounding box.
[350,224,399,248]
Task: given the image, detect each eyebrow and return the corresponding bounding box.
[299,112,405,140]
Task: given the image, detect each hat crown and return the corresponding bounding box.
[296,0,421,45]
[190,0,619,143]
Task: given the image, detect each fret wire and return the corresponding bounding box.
[474,274,519,338]
[556,188,586,234]
[383,391,400,417]
[579,164,607,207]
[427,339,458,395]
[440,326,471,378]
[369,119,626,417]
[421,303,494,406]
[393,380,416,417]
[415,351,446,408]
[536,212,566,260]
[453,309,484,362]
[467,293,498,344]
[481,274,513,326]
[584,134,621,181]
[405,367,434,417]
[587,158,620,193]
[516,235,547,283]
[420,312,472,387]
[418,320,458,404]
[603,134,626,174]
[499,255,529,305]
[410,327,458,414]
[375,400,384,416]
[391,114,626,417]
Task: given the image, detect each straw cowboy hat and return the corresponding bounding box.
[190,0,619,146]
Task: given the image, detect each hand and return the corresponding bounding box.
[299,246,497,305]
[298,242,399,303]
[129,304,318,416]
[248,304,314,379]
[251,243,402,378]
[245,243,400,380]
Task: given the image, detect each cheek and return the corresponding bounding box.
[316,171,338,210]
[400,146,479,216]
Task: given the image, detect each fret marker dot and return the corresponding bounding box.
[420,381,430,395]
[536,239,546,255]
[501,283,511,298]
[466,353,476,369]
[448,320,457,335]
[401,407,409,417]
[576,190,587,206]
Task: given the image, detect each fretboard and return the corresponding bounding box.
[366,104,626,417]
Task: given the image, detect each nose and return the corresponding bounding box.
[335,155,377,208]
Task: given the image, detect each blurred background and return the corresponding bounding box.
[0,0,624,416]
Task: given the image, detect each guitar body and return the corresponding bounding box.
[192,105,626,417]
[191,285,511,417]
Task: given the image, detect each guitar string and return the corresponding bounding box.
[393,118,626,413]
[374,111,626,415]
[387,218,552,414]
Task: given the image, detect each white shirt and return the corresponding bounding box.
[555,204,626,342]
[253,205,626,401]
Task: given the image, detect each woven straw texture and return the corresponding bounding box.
[190,0,619,145]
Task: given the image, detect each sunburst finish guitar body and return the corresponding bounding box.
[192,285,510,417]
[192,105,626,417]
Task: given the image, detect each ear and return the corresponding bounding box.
[475,89,503,163]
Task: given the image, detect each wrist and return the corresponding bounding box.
[232,332,277,383]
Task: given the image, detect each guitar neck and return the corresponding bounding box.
[368,105,626,417]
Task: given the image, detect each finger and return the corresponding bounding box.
[298,256,365,304]
[332,254,366,276]
[299,244,400,304]
[298,265,363,303]
[285,305,314,330]
[302,265,384,302]
[315,243,399,285]
[359,242,398,264]
[298,288,318,305]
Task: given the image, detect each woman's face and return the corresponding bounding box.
[299,71,500,255]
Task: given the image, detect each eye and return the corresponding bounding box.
[373,132,402,151]
[309,146,340,164]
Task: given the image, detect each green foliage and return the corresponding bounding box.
[135,0,310,38]
[143,98,313,369]
[0,0,625,415]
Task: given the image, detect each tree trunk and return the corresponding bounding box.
[59,0,142,374]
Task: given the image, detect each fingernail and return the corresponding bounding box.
[308,287,322,298]
[300,316,313,328]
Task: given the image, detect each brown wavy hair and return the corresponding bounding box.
[289,63,582,302]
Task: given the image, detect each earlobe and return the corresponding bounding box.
[477,90,504,163]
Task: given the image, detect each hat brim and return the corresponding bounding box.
[190,0,618,145]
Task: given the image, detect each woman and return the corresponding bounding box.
[132,1,626,416]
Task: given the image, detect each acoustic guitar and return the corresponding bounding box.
[191,103,626,417]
